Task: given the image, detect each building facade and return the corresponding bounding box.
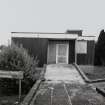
[11,31,95,67]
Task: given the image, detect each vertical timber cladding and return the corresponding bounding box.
[69,40,75,63]
[47,40,56,64]
[12,37,48,67]
[77,40,95,65]
[47,39,75,64]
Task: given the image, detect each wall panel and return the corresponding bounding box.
[77,41,95,65]
[12,37,48,67]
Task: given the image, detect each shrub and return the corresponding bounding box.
[0,43,38,94]
[94,29,105,65]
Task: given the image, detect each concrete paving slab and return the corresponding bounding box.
[52,83,70,105]
[45,64,85,84]
[66,83,105,105]
[33,84,51,105]
[32,82,105,105]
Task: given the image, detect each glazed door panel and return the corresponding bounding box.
[56,44,69,64]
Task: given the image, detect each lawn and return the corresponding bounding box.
[0,95,25,105]
[79,65,105,80]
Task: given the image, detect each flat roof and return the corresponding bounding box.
[11,32,68,34]
[11,32,95,40]
[12,32,78,39]
[77,36,95,40]
[11,31,83,34]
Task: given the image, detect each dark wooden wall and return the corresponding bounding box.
[47,41,56,64]
[77,41,95,65]
[69,40,75,63]
[12,37,94,66]
[12,38,75,66]
[12,37,48,67]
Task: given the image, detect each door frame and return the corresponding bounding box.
[56,43,69,64]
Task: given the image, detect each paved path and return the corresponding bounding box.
[29,64,105,105]
[45,64,84,84]
[31,82,105,105]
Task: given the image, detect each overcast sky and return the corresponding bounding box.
[0,0,105,45]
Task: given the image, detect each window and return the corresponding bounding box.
[76,40,87,54]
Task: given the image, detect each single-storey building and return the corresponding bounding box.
[11,30,95,67]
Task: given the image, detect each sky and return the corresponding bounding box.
[0,0,105,45]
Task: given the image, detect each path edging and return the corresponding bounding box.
[20,65,46,105]
[96,87,105,97]
[73,63,105,83]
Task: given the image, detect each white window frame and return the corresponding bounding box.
[56,44,69,64]
[76,40,87,54]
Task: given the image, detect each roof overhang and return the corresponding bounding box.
[77,36,95,41]
[11,33,78,39]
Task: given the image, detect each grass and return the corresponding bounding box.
[79,65,105,80]
[0,95,25,105]
[66,83,105,105]
[0,83,26,105]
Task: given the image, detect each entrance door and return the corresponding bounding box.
[56,44,69,64]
